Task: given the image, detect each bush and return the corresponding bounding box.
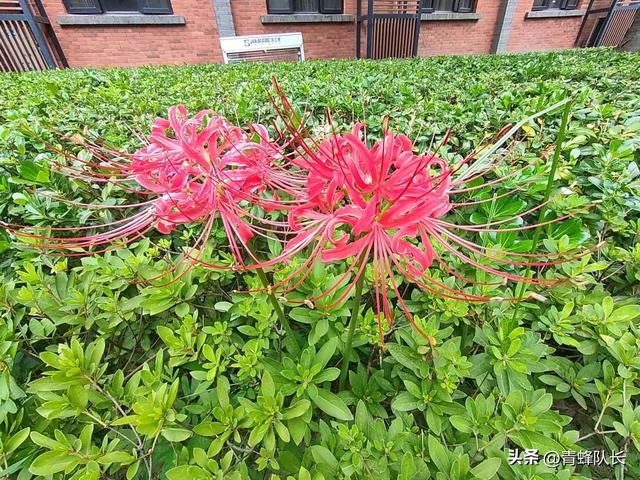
[0,48,640,479]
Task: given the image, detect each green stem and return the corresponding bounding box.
[255,266,300,357]
[245,241,300,357]
[513,100,572,314]
[339,253,367,390]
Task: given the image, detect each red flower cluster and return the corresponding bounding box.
[3,88,591,343]
[264,96,584,340]
[6,105,296,267]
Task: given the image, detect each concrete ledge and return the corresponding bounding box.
[57,14,186,26]
[525,9,585,19]
[261,14,353,23]
[421,12,480,21]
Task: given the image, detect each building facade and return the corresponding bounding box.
[39,0,592,68]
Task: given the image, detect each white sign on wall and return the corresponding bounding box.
[220,33,305,63]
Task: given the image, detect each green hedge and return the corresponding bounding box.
[0,48,640,479]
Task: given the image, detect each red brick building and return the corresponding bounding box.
[34,0,594,67]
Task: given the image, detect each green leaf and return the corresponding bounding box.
[310,388,353,421]
[510,431,565,454]
[174,303,189,317]
[470,458,501,479]
[29,451,79,476]
[313,367,340,384]
[89,337,105,367]
[166,465,213,480]
[274,420,290,442]
[261,371,275,398]
[216,376,230,409]
[309,318,329,346]
[450,415,473,433]
[315,337,338,370]
[4,427,30,455]
[30,432,64,450]
[530,392,553,416]
[99,451,135,464]
[387,344,427,376]
[427,435,450,473]
[248,423,269,447]
[283,399,311,419]
[391,392,421,412]
[298,466,312,480]
[161,427,193,442]
[126,460,142,480]
[193,422,225,437]
[613,421,629,437]
[214,301,232,312]
[310,445,338,467]
[355,400,372,434]
[290,308,325,324]
[156,326,179,347]
[68,385,88,409]
[0,456,31,478]
[399,453,417,480]
[288,417,307,445]
[426,408,442,435]
[610,305,640,323]
[17,160,49,184]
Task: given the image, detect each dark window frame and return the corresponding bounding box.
[532,0,579,11]
[266,0,293,14]
[266,0,343,14]
[139,0,174,14]
[63,0,173,14]
[423,0,477,14]
[63,0,102,13]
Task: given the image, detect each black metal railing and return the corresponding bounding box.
[0,0,67,72]
[576,0,640,48]
[356,0,425,59]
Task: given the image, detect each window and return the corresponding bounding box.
[423,0,475,13]
[532,0,579,10]
[63,0,173,14]
[266,0,342,14]
[101,0,137,11]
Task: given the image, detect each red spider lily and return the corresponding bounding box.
[262,85,593,343]
[2,105,297,274]
[3,91,593,348]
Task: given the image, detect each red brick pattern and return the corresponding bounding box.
[508,0,586,52]
[39,0,590,67]
[417,0,501,56]
[42,0,222,67]
[231,0,357,59]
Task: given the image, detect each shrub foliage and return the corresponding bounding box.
[0,48,640,479]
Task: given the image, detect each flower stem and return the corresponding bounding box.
[245,242,299,357]
[254,266,300,357]
[513,100,572,312]
[339,253,367,390]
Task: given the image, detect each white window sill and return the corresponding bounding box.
[57,14,185,26]
[261,14,353,23]
[420,12,480,21]
[525,9,586,19]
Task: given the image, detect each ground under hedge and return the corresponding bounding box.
[0,48,639,479]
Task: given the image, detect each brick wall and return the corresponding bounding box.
[42,0,223,68]
[39,0,593,68]
[418,0,502,56]
[231,0,357,59]
[507,0,587,52]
